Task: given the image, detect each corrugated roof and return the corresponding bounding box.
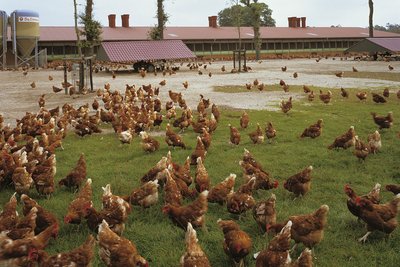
[366,38,400,52]
[97,40,195,62]
[346,37,400,53]
[33,26,400,42]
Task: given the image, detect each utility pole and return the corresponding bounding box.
[73,0,83,58]
[369,0,374,37]
[73,0,84,92]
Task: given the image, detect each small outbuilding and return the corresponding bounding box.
[346,37,400,57]
[97,39,196,71]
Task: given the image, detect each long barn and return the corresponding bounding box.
[8,15,400,58]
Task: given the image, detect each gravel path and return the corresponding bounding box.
[1,58,399,125]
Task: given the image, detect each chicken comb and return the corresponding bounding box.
[354,196,361,205]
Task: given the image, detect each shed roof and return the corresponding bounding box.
[97,40,196,62]
[34,26,400,42]
[346,37,400,53]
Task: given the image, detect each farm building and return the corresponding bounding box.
[35,15,400,58]
[3,13,400,61]
[96,40,196,63]
[346,37,400,58]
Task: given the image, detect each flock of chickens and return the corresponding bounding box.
[0,59,400,266]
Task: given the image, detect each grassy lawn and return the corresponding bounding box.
[343,71,400,82]
[301,71,400,83]
[1,86,400,266]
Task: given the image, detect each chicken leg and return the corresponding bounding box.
[290,243,298,253]
[234,259,245,267]
[358,231,371,243]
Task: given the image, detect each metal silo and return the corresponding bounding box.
[0,11,7,67]
[11,10,39,59]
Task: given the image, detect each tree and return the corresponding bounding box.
[374,23,400,34]
[73,0,82,58]
[373,25,385,31]
[218,3,275,27]
[385,23,400,33]
[229,1,244,50]
[369,0,374,37]
[240,0,262,60]
[149,0,169,40]
[79,0,102,56]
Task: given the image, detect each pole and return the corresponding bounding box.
[63,60,68,95]
[233,51,236,69]
[89,58,93,92]
[79,61,84,92]
[238,50,241,73]
[12,12,17,68]
[35,38,38,69]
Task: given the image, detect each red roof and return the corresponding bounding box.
[346,37,400,53]
[35,26,400,42]
[97,40,195,62]
[366,38,400,52]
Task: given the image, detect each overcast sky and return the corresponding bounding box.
[1,0,398,28]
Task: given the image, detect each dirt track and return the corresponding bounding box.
[0,58,399,126]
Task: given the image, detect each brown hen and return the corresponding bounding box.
[372,93,387,103]
[240,111,249,129]
[255,220,292,267]
[249,123,264,144]
[165,123,186,149]
[98,220,148,267]
[284,166,313,197]
[217,219,252,267]
[139,131,160,153]
[280,97,292,114]
[253,193,277,233]
[344,183,381,220]
[229,124,241,145]
[356,194,400,243]
[300,119,323,138]
[190,136,207,165]
[64,179,93,225]
[123,180,159,208]
[31,235,95,267]
[195,157,210,193]
[208,173,236,205]
[59,153,86,190]
[371,111,393,129]
[21,194,58,235]
[319,90,332,104]
[265,122,276,142]
[328,126,356,149]
[162,190,209,229]
[180,222,211,267]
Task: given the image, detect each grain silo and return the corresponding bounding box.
[10,10,39,65]
[0,10,7,68]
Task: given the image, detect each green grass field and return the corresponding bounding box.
[1,85,400,266]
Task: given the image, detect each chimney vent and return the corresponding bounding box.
[108,14,116,28]
[301,17,306,28]
[121,14,130,28]
[288,17,297,28]
[288,17,306,28]
[208,16,218,28]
